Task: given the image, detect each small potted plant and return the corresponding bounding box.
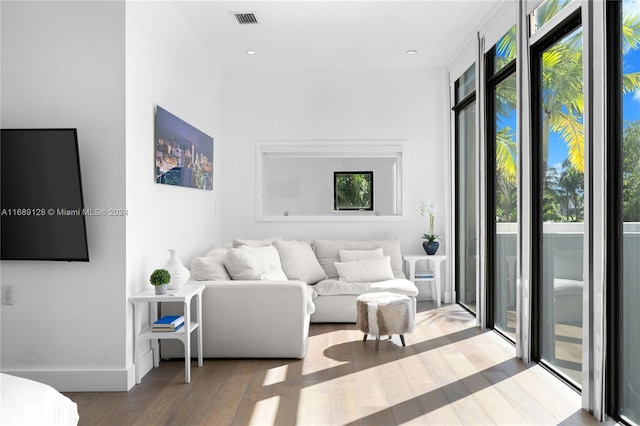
[420,200,441,255]
[150,268,171,295]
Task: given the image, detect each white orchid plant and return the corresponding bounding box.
[419,200,440,243]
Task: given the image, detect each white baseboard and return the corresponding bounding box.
[445,291,456,303]
[4,348,153,392]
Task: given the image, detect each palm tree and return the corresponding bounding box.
[494,1,640,178]
[495,26,517,184]
[541,26,584,172]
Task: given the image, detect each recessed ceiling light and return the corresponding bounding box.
[246,50,257,55]
[406,50,418,55]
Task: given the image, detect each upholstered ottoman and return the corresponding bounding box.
[356,292,414,349]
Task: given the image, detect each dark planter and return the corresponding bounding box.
[423,241,439,255]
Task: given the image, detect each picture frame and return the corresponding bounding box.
[155,106,213,190]
[334,171,374,211]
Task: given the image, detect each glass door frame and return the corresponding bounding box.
[453,73,479,315]
[530,7,583,390]
[485,46,517,340]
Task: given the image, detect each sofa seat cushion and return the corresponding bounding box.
[312,278,418,298]
[313,279,371,296]
[370,279,419,297]
[554,278,583,296]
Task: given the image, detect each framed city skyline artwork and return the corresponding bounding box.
[155,105,213,190]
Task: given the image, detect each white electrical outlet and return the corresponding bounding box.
[2,286,15,305]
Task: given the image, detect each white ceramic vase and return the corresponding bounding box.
[165,249,189,290]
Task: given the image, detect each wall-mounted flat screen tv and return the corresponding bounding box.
[1,129,89,261]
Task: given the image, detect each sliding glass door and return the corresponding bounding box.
[611,0,640,422]
[532,11,584,387]
[487,28,517,340]
[454,66,478,314]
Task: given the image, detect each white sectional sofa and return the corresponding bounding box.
[161,238,418,360]
[309,239,418,322]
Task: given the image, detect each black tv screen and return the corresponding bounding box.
[1,129,89,261]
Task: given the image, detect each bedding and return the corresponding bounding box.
[0,373,79,426]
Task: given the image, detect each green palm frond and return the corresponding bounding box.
[542,49,563,69]
[550,112,584,172]
[496,26,516,63]
[495,74,517,115]
[623,72,640,95]
[623,12,640,53]
[487,4,638,181]
[534,0,572,29]
[496,127,517,184]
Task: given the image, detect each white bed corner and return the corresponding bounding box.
[1,373,79,426]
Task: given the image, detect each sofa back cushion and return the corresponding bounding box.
[191,248,231,281]
[224,245,287,281]
[313,239,406,279]
[232,237,283,248]
[338,248,384,262]
[273,240,327,284]
[334,256,395,283]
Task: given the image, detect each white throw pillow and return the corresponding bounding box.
[338,248,384,262]
[273,240,327,284]
[334,256,394,283]
[313,239,406,279]
[223,245,286,280]
[190,248,231,281]
[260,265,289,281]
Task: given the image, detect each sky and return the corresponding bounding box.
[624,46,640,125]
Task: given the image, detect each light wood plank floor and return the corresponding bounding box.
[66,302,606,425]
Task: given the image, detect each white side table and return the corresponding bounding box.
[403,254,447,307]
[129,283,205,384]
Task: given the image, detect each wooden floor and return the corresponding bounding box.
[65,302,605,425]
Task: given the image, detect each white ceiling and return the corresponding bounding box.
[174,1,502,69]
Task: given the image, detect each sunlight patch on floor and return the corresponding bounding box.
[262,364,288,387]
[248,395,280,426]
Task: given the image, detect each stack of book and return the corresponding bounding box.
[415,271,434,279]
[152,315,184,332]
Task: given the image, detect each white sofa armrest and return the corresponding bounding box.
[160,280,312,359]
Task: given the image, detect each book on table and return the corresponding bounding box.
[152,322,184,332]
[415,271,434,279]
[152,315,184,331]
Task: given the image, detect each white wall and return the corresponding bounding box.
[0,0,223,391]
[221,67,449,255]
[0,1,127,390]
[125,1,222,386]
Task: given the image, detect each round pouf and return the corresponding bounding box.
[356,292,414,349]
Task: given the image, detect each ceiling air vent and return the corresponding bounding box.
[233,12,258,25]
